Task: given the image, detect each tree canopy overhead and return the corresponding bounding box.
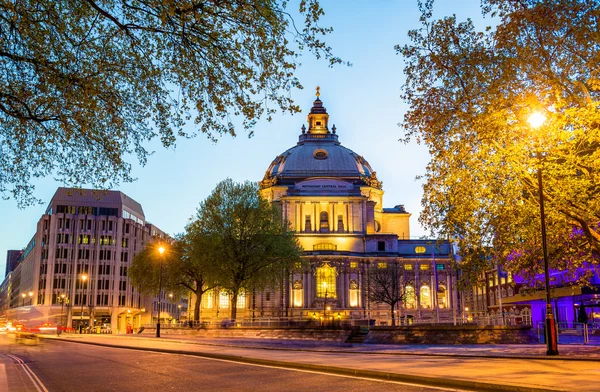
[398,0,600,287]
[0,0,341,206]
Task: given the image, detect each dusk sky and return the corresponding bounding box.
[0,1,490,274]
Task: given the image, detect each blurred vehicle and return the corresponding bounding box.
[38,322,57,334]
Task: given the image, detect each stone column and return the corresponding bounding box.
[329,202,335,232]
[348,203,353,233]
[332,203,337,232]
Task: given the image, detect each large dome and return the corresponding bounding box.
[260,92,381,189]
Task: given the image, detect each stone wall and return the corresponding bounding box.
[141,327,351,341]
[363,325,538,344]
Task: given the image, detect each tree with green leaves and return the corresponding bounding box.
[195,178,302,320]
[398,0,600,288]
[0,0,342,207]
[368,261,406,326]
[129,239,183,302]
[178,224,220,322]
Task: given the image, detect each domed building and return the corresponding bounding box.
[204,90,459,325]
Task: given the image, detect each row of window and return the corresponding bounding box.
[342,261,446,270]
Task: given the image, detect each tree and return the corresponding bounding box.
[129,239,183,301]
[368,261,406,326]
[178,225,220,322]
[398,0,600,288]
[195,178,302,320]
[0,0,343,207]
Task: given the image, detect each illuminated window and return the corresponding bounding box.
[437,285,447,308]
[436,264,445,270]
[293,281,303,307]
[419,264,429,271]
[404,264,413,271]
[349,280,359,307]
[313,243,337,251]
[350,261,358,269]
[415,246,426,254]
[305,215,311,232]
[420,285,431,308]
[405,286,415,309]
[320,212,329,232]
[377,262,387,269]
[237,290,246,309]
[204,291,213,309]
[219,291,229,309]
[316,264,336,298]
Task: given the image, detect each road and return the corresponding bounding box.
[0,335,459,392]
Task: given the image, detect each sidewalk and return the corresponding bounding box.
[43,333,600,391]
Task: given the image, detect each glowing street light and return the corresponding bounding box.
[80,274,88,334]
[21,293,26,307]
[527,111,559,356]
[156,245,166,338]
[28,291,33,305]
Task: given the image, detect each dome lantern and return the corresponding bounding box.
[307,86,329,134]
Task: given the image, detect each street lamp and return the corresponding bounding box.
[178,304,182,323]
[80,274,87,334]
[21,293,26,307]
[59,294,67,330]
[156,245,165,338]
[528,111,559,356]
[28,291,33,305]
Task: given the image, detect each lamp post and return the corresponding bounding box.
[60,294,67,329]
[528,112,559,356]
[28,291,33,306]
[156,245,165,338]
[80,274,87,333]
[21,293,26,307]
[178,304,182,323]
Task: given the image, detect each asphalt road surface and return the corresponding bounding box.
[0,336,462,392]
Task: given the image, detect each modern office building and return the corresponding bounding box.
[0,188,185,332]
[198,92,459,325]
[5,250,22,277]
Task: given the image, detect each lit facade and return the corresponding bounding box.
[199,93,459,324]
[0,188,186,332]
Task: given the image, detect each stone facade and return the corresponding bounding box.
[198,92,459,325]
[364,325,538,345]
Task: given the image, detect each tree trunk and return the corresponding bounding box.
[230,291,238,320]
[194,288,202,322]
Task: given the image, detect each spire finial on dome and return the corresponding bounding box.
[316,86,320,98]
[332,124,336,134]
[301,124,306,134]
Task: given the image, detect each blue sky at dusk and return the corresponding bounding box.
[0,1,490,274]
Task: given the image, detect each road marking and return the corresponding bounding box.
[6,354,49,392]
[177,353,467,391]
[69,342,462,391]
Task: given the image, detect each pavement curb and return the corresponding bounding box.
[46,337,568,392]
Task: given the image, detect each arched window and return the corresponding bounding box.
[219,290,229,309]
[405,285,416,309]
[293,281,303,307]
[349,280,359,307]
[437,285,447,308]
[204,289,214,309]
[316,263,336,298]
[320,211,329,233]
[420,285,431,309]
